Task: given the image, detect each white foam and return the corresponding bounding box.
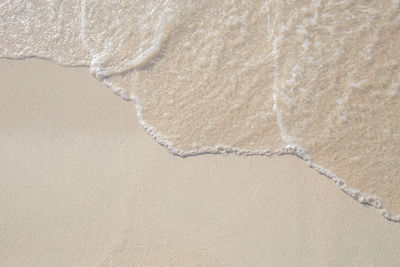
[1,0,400,223]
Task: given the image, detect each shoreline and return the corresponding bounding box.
[1,58,400,266]
[90,57,400,223]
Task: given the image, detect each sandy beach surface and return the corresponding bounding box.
[1,59,400,266]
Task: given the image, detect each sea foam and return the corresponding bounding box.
[1,0,400,222]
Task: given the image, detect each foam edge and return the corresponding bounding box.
[102,78,400,223]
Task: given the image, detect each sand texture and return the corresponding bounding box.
[1,59,400,266]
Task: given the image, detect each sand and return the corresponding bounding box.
[1,59,400,266]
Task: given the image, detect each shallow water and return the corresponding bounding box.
[1,0,400,220]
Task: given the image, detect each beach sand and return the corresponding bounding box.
[1,59,400,266]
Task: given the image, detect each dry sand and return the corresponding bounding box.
[1,59,400,266]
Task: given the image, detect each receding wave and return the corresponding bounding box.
[1,0,400,221]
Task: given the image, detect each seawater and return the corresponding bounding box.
[1,0,400,221]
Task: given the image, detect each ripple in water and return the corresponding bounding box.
[1,0,400,221]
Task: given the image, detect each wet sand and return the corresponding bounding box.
[1,59,400,266]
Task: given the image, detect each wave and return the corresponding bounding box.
[1,0,400,222]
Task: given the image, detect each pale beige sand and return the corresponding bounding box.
[1,59,400,266]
